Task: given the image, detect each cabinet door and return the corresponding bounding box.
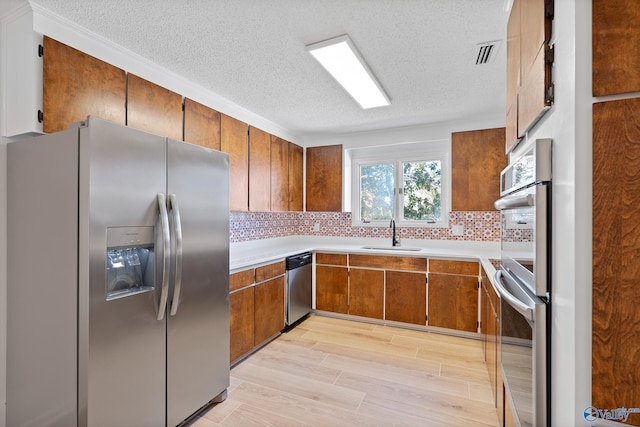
[593,0,640,96]
[385,271,426,325]
[126,74,182,140]
[517,46,550,138]
[230,286,254,363]
[248,126,271,211]
[221,114,249,211]
[592,98,640,424]
[183,98,221,151]
[270,135,289,212]
[451,128,506,211]
[43,36,126,134]
[315,266,348,314]
[349,269,384,319]
[288,142,304,211]
[306,145,342,212]
[428,274,478,332]
[505,0,521,153]
[254,276,285,345]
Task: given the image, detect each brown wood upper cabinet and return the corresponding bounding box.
[306,145,343,212]
[505,0,553,153]
[126,74,182,140]
[221,114,249,211]
[593,0,640,97]
[592,98,640,426]
[43,36,126,134]
[288,142,304,211]
[183,98,221,151]
[451,128,506,211]
[249,126,271,211]
[270,135,289,212]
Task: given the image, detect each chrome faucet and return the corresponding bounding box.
[390,219,399,246]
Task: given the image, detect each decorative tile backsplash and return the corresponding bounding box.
[230,211,500,243]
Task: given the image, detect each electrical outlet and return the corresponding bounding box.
[313,222,320,232]
[452,224,464,236]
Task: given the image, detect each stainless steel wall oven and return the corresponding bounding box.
[494,139,551,427]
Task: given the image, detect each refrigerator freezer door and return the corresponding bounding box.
[166,139,230,426]
[80,118,167,427]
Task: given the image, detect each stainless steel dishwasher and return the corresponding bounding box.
[285,252,312,327]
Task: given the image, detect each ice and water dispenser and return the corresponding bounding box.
[106,226,155,300]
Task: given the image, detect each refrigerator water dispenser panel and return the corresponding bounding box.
[106,226,155,300]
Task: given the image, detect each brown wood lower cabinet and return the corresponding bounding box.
[428,273,478,332]
[229,286,254,363]
[348,269,384,319]
[229,260,285,364]
[504,388,517,427]
[385,270,427,325]
[254,276,285,344]
[316,265,349,314]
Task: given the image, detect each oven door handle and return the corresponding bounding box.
[494,192,535,210]
[494,270,534,322]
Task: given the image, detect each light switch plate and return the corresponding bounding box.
[452,224,464,236]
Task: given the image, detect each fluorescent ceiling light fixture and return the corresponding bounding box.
[307,35,391,109]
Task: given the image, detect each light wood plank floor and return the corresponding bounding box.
[186,314,499,427]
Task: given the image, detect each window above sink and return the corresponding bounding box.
[347,140,451,229]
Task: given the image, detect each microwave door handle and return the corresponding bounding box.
[493,270,534,321]
[494,193,535,210]
[157,193,170,321]
[169,194,183,316]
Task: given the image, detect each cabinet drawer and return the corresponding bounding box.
[429,259,479,276]
[316,253,348,266]
[255,260,285,282]
[230,269,255,292]
[350,255,427,272]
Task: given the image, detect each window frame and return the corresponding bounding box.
[350,140,451,228]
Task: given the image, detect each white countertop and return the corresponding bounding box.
[230,236,501,274]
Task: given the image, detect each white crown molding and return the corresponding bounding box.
[24,1,300,142]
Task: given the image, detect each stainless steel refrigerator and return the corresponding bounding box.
[6,117,230,427]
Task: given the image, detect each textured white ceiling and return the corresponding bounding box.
[28,0,508,139]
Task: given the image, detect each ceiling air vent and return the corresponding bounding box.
[475,40,501,65]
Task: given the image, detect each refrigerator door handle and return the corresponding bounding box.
[157,193,171,321]
[169,194,183,316]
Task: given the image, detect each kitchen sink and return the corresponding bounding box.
[360,245,422,251]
